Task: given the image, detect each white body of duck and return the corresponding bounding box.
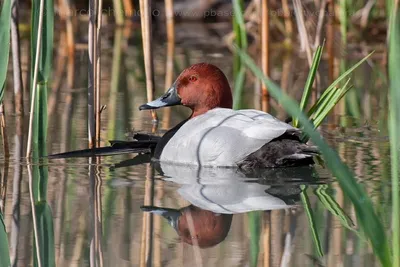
[159,108,296,166]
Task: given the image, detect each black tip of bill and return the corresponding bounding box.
[139,104,154,110]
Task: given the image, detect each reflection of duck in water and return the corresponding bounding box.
[142,205,233,248]
[141,180,301,248]
[156,163,319,213]
[141,164,315,247]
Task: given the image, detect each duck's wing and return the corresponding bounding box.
[159,108,297,166]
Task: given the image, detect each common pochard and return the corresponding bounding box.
[139,63,318,168]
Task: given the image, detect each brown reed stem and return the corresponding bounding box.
[0,103,9,158]
[11,0,24,117]
[282,0,293,40]
[88,0,101,148]
[162,0,175,129]
[0,158,8,213]
[123,0,134,18]
[95,0,103,147]
[293,0,313,66]
[261,0,270,112]
[263,211,271,267]
[327,0,335,84]
[10,114,23,265]
[139,0,158,122]
[314,0,327,47]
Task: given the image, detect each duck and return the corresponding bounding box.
[139,63,318,169]
[49,63,318,167]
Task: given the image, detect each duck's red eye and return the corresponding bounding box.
[188,75,197,82]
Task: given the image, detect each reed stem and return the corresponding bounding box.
[11,0,24,116]
[261,0,270,112]
[0,103,9,158]
[139,0,158,121]
[113,0,124,26]
[26,0,45,158]
[389,0,400,264]
[27,163,42,267]
[95,0,103,147]
[88,0,99,148]
[162,0,175,129]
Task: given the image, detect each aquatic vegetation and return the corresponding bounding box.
[388,0,400,264]
[0,0,397,266]
[0,0,11,104]
[232,0,247,110]
[235,45,392,266]
[26,0,54,157]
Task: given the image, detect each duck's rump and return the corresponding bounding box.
[237,133,318,169]
[158,108,318,167]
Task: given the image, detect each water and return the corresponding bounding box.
[0,22,390,267]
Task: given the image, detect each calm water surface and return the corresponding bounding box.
[0,23,390,267]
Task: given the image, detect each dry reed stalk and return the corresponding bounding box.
[139,0,158,122]
[359,0,376,29]
[88,0,97,149]
[58,0,75,151]
[282,0,293,40]
[327,0,335,84]
[61,0,75,89]
[47,32,66,116]
[0,103,9,158]
[11,0,24,116]
[280,53,292,93]
[271,210,283,266]
[139,211,147,267]
[293,0,320,102]
[123,0,134,18]
[95,0,103,147]
[27,163,42,267]
[0,160,8,213]
[10,117,22,265]
[263,212,271,267]
[326,0,339,121]
[261,0,270,112]
[314,0,328,47]
[162,0,175,129]
[26,0,45,157]
[140,164,155,267]
[292,0,313,66]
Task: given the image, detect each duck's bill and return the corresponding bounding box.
[139,85,181,110]
[141,206,180,230]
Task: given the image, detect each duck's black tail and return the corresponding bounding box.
[48,133,160,159]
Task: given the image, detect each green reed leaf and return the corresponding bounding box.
[0,0,12,103]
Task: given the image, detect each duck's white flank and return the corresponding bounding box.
[160,108,297,166]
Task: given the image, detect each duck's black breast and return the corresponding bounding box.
[154,118,189,159]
